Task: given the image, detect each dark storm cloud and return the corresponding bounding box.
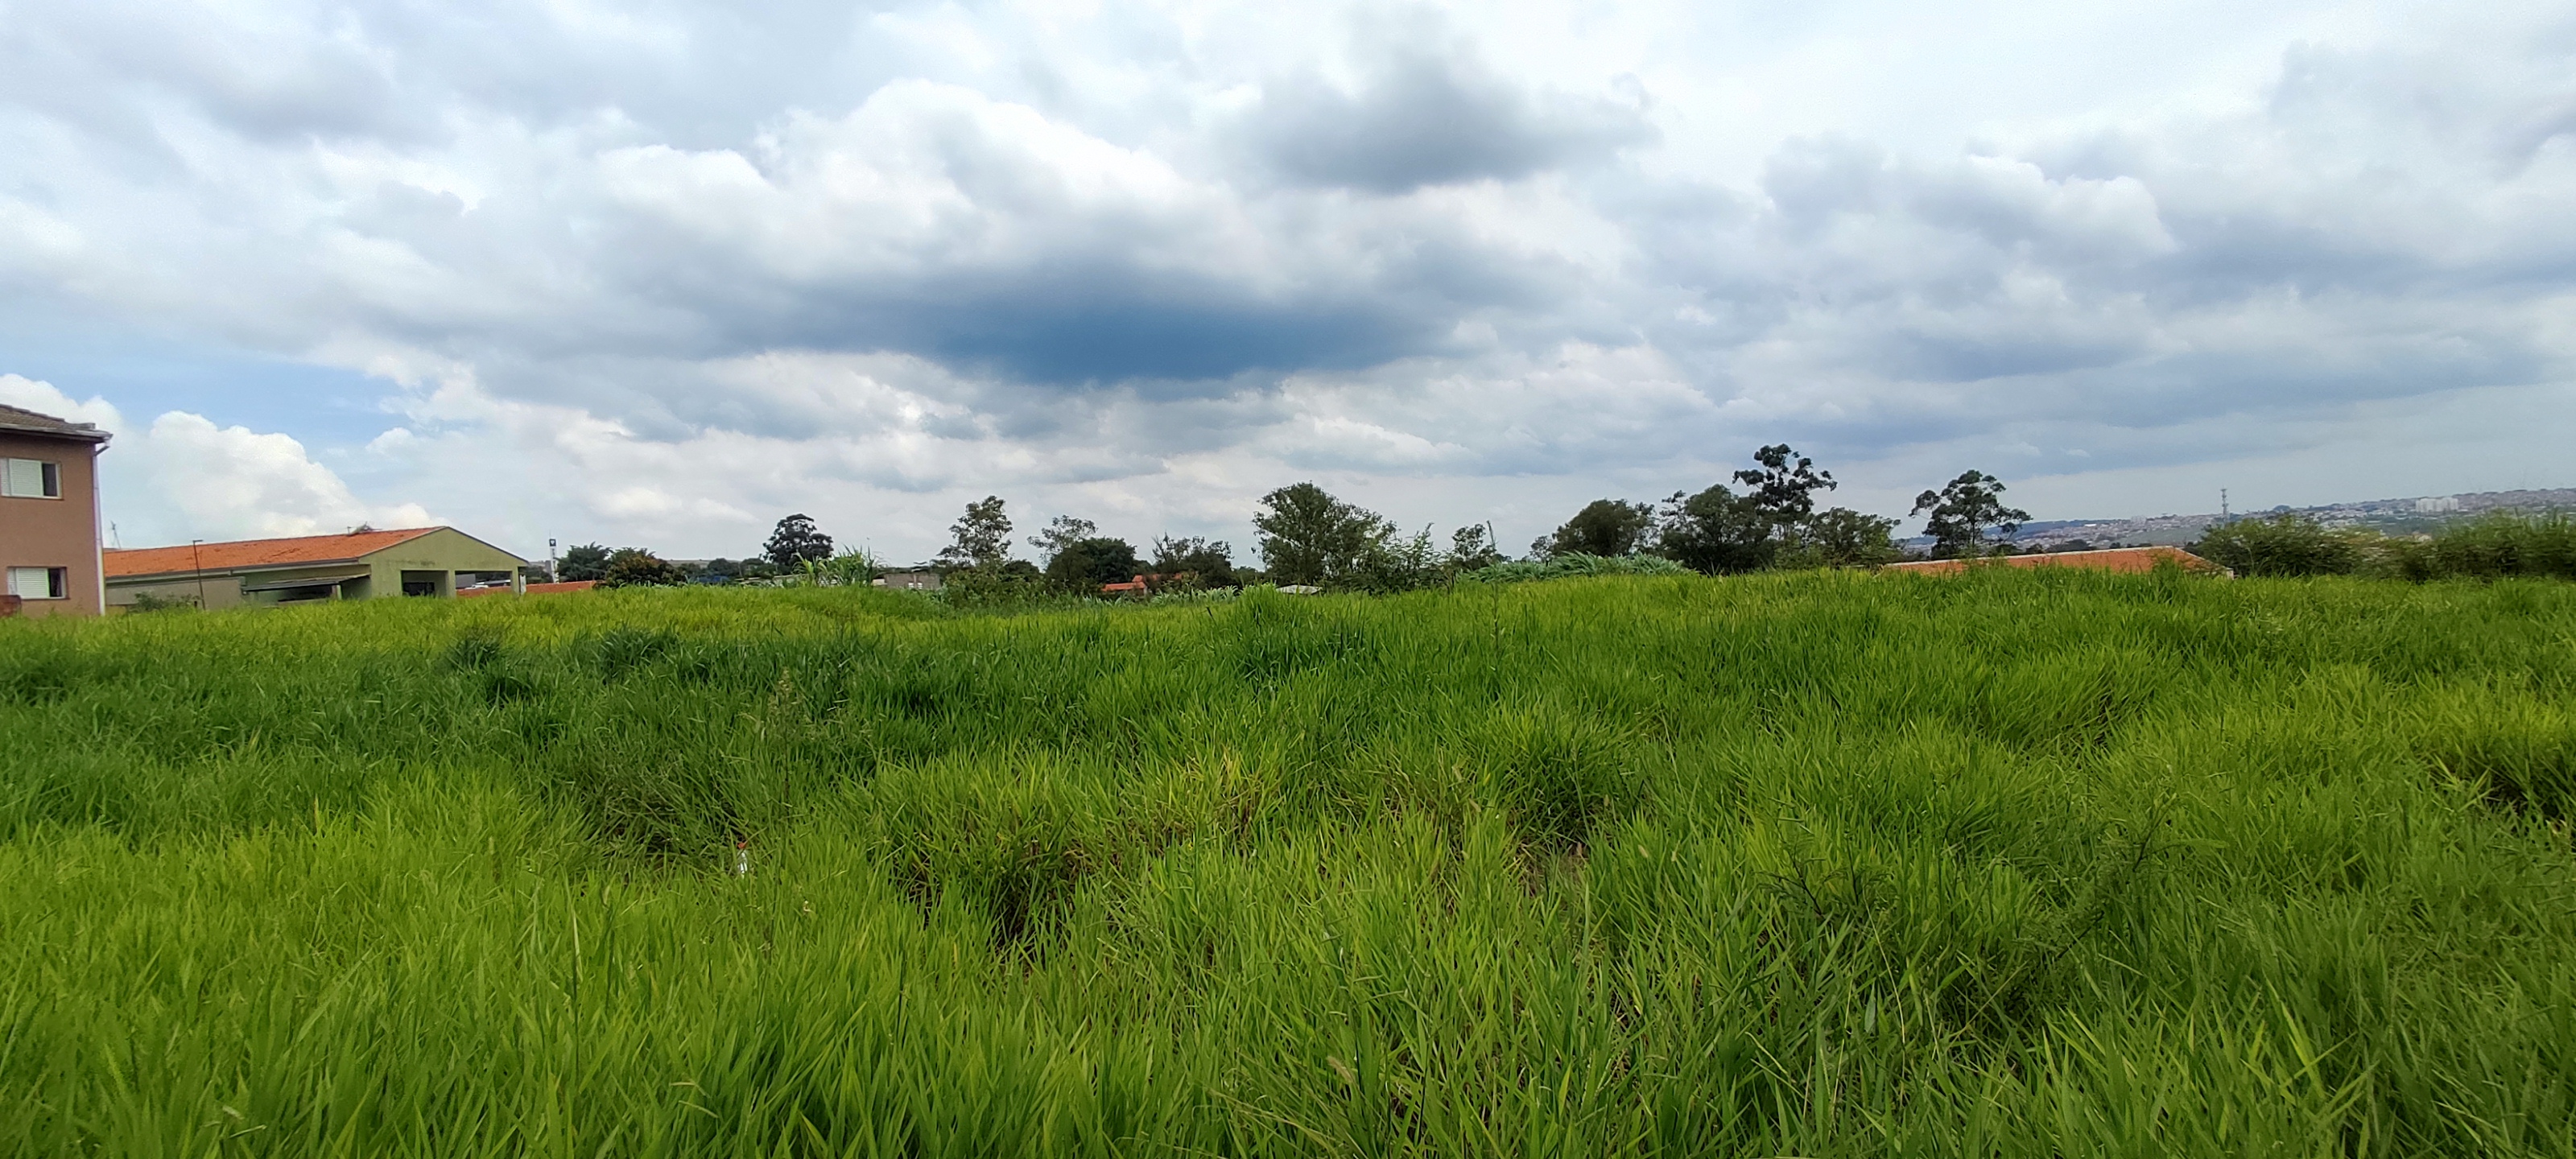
[1245,52,1653,192]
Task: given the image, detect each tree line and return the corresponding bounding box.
[555,445,2042,593]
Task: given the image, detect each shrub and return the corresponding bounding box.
[1462,552,1692,584]
[2193,514,2368,576]
[2390,513,2576,581]
[597,549,689,588]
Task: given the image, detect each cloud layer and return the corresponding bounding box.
[2,0,2571,558]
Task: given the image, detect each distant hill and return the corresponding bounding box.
[1997,488,2576,550]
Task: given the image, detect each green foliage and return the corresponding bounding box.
[1462,551,1694,584]
[929,560,1049,608]
[2196,512,2576,582]
[936,495,1015,571]
[1150,535,1238,589]
[2,574,2575,1156]
[1335,526,1443,594]
[1253,482,1392,587]
[122,591,196,613]
[788,547,881,588]
[1653,482,1773,573]
[1043,536,1142,592]
[1028,515,1099,567]
[597,548,688,588]
[1444,523,1506,572]
[1777,505,1902,568]
[761,513,834,571]
[1538,497,1656,558]
[1913,470,2033,558]
[2194,513,2369,576]
[555,541,611,582]
[2382,512,2576,581]
[1733,442,1838,532]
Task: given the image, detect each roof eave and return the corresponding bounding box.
[105,555,368,581]
[0,421,111,444]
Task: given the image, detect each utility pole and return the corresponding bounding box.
[190,539,205,608]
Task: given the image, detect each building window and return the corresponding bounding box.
[2,459,60,498]
[6,567,68,600]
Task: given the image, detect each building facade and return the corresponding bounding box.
[104,527,528,610]
[0,404,112,618]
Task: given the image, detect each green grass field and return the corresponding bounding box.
[3,571,2574,1157]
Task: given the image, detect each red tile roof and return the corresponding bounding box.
[1880,546,2227,576]
[104,528,444,579]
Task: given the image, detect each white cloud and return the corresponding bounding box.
[0,373,434,545]
[2,0,2572,559]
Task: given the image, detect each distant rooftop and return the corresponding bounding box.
[0,403,112,443]
[1883,546,2227,577]
[105,528,446,579]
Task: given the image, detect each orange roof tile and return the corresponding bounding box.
[105,528,444,578]
[1880,545,2227,577]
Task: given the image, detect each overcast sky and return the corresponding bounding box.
[3,0,2571,561]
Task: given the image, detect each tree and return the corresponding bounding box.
[1028,516,1098,567]
[557,542,611,582]
[1253,482,1390,586]
[1653,485,1773,574]
[1779,507,1901,568]
[936,496,1015,571]
[1542,499,1656,559]
[1911,471,2032,558]
[1447,524,1506,572]
[1150,536,1237,588]
[762,514,834,571]
[1045,537,1142,592]
[1734,444,1837,536]
[1344,526,1443,593]
[598,548,688,588]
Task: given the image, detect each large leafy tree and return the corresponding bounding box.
[1253,482,1389,586]
[1045,537,1142,592]
[1734,444,1837,536]
[1653,485,1774,574]
[1911,471,2032,558]
[597,548,688,588]
[1027,516,1098,567]
[762,514,833,571]
[1539,499,1656,558]
[1150,536,1237,588]
[555,542,611,582]
[936,496,1015,570]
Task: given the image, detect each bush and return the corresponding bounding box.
[2386,513,2576,581]
[1462,552,1693,584]
[597,549,689,588]
[2192,514,2368,576]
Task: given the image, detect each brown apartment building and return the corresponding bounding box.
[0,404,111,618]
